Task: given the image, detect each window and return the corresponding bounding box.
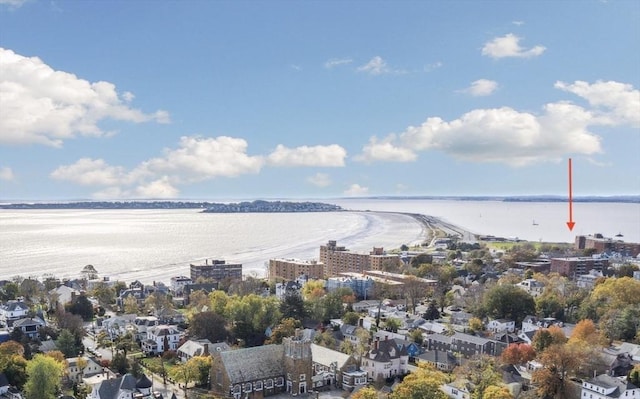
[276,377,284,387]
[300,374,306,381]
[254,381,263,391]
[232,385,241,394]
[265,379,274,389]
[244,383,252,392]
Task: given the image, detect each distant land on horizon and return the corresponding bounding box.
[0,195,638,209]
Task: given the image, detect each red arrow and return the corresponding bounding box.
[566,158,575,231]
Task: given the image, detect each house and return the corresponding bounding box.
[12,317,45,339]
[49,285,81,307]
[486,318,515,334]
[177,339,230,362]
[361,337,409,382]
[210,333,313,398]
[310,344,366,391]
[141,325,183,355]
[521,316,563,333]
[66,356,103,383]
[133,316,160,342]
[339,324,361,346]
[581,374,640,398]
[515,279,545,297]
[416,350,460,372]
[450,311,473,328]
[0,301,29,327]
[426,332,506,358]
[169,276,192,296]
[442,380,471,399]
[392,339,421,358]
[88,373,154,399]
[101,314,137,339]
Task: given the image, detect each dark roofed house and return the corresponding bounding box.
[90,373,154,399]
[416,350,460,371]
[210,332,314,398]
[362,337,409,382]
[581,374,640,398]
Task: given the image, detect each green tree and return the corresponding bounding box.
[280,290,306,320]
[482,284,535,325]
[111,352,129,375]
[342,311,361,326]
[91,282,116,308]
[384,318,401,333]
[3,355,28,389]
[532,326,567,353]
[55,329,78,358]
[24,354,65,399]
[66,295,94,321]
[266,317,301,344]
[189,311,228,343]
[455,354,502,399]
[123,295,139,314]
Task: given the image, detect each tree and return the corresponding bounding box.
[600,304,640,342]
[384,318,401,333]
[0,281,19,301]
[2,355,27,388]
[532,326,567,353]
[482,284,535,326]
[629,364,640,386]
[403,275,430,313]
[483,386,514,399]
[66,295,94,321]
[170,356,211,394]
[144,291,173,317]
[351,386,379,399]
[532,343,581,399]
[423,300,440,320]
[91,282,116,308]
[535,293,565,320]
[266,318,301,344]
[616,263,639,278]
[390,362,448,399]
[501,343,536,365]
[280,290,306,320]
[189,311,228,343]
[314,330,337,350]
[188,289,211,312]
[55,329,78,358]
[23,354,65,399]
[342,311,361,326]
[580,277,640,321]
[110,352,129,375]
[454,355,502,399]
[468,317,484,333]
[123,295,139,314]
[320,291,345,322]
[569,319,604,346]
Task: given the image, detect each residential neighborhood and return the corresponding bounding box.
[1,232,640,399]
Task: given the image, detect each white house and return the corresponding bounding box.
[0,301,29,327]
[442,381,471,399]
[141,325,183,355]
[486,318,515,333]
[49,285,81,307]
[12,317,45,339]
[177,339,230,362]
[66,356,103,383]
[515,279,545,297]
[170,276,192,295]
[581,375,640,398]
[361,337,408,381]
[89,373,154,399]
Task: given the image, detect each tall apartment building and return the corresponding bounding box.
[575,233,640,257]
[550,257,609,279]
[319,240,401,277]
[268,258,324,281]
[190,259,242,283]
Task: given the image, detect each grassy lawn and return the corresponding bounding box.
[140,356,180,376]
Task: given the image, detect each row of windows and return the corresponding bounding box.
[232,377,285,394]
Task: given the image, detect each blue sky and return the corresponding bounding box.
[0,0,638,200]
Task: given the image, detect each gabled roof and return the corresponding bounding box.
[367,339,405,363]
[311,344,352,370]
[219,344,284,384]
[97,374,138,399]
[0,301,28,312]
[13,317,45,328]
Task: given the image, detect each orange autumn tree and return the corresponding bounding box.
[500,343,536,365]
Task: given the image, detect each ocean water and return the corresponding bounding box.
[1,199,638,284]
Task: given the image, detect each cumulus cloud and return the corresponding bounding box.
[324,58,353,69]
[51,135,264,199]
[555,80,640,127]
[355,136,417,163]
[306,173,332,188]
[462,79,499,97]
[50,158,127,186]
[358,80,637,166]
[357,56,391,75]
[344,183,369,196]
[481,33,546,59]
[267,144,347,167]
[138,136,264,182]
[0,48,169,147]
[0,166,14,181]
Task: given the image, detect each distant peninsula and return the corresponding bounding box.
[0,200,343,212]
[201,200,342,213]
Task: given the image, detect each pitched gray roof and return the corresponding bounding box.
[220,344,284,384]
[97,374,138,399]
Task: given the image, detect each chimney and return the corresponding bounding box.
[203,343,209,355]
[385,335,388,341]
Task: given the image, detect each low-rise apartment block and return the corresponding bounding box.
[190,259,242,283]
[268,258,324,281]
[319,241,401,277]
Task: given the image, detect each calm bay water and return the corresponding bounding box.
[1,199,638,284]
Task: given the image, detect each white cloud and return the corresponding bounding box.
[355,136,417,163]
[51,135,264,198]
[306,173,332,188]
[0,0,28,7]
[50,158,127,186]
[324,58,353,69]
[424,61,443,72]
[344,183,369,196]
[267,144,346,167]
[357,56,390,75]
[134,177,179,199]
[512,20,525,26]
[481,33,546,59]
[0,48,169,147]
[139,136,264,182]
[0,166,14,181]
[555,80,640,127]
[358,80,637,166]
[463,79,498,97]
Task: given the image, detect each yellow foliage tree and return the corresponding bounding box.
[390,362,448,399]
[483,385,514,399]
[351,386,379,399]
